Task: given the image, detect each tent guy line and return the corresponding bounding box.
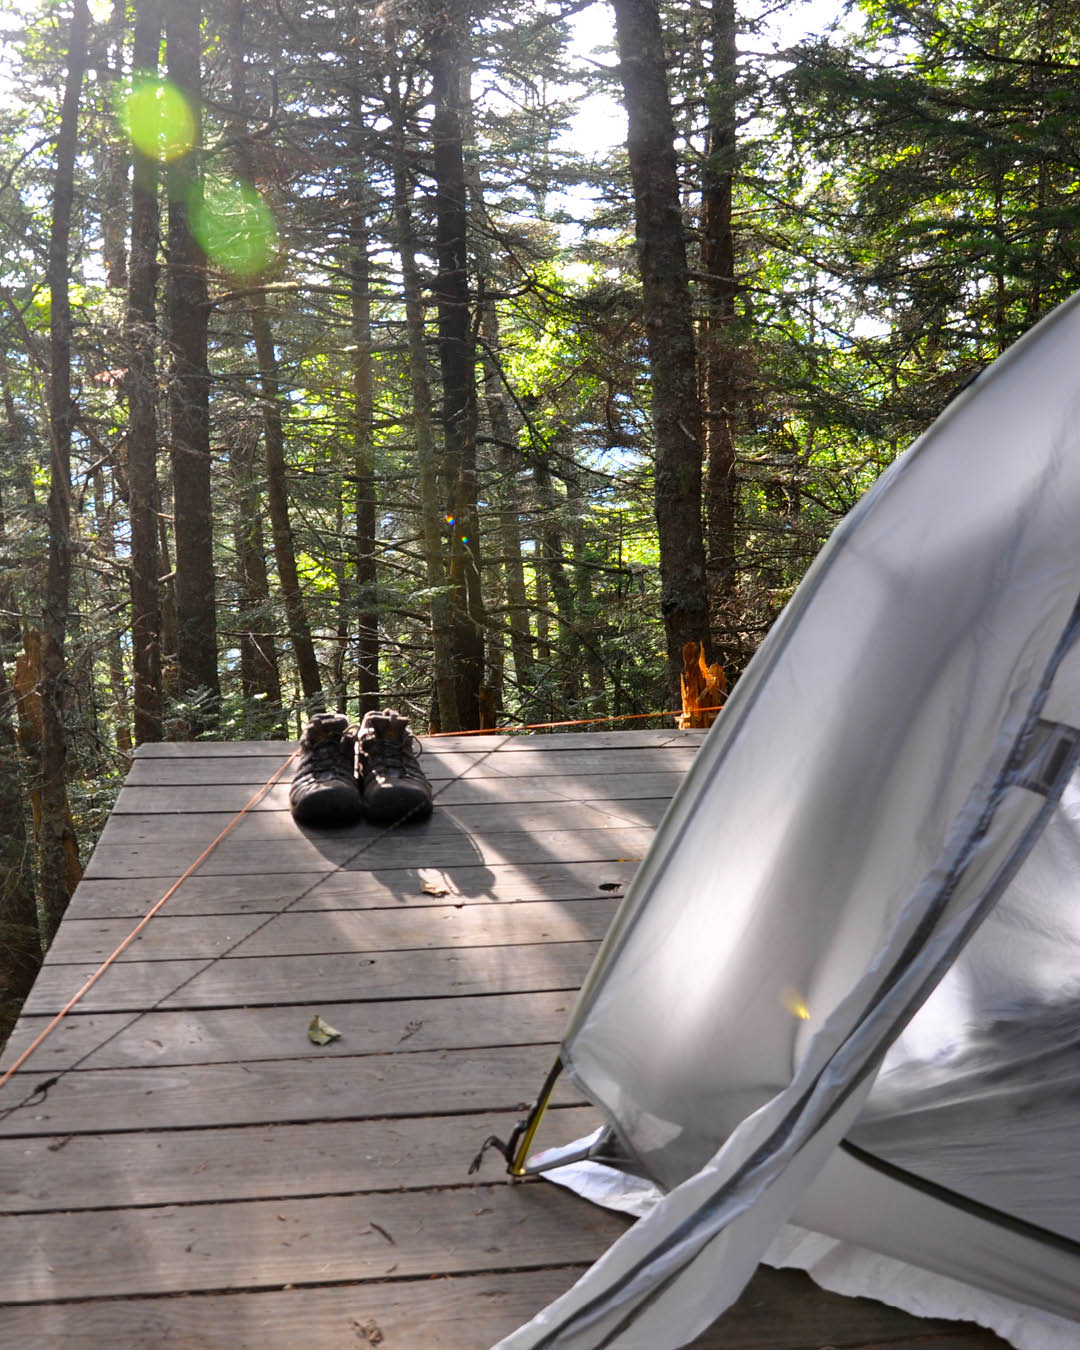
[0,732,518,1122]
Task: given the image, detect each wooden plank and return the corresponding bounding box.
[93,797,667,848]
[0,1181,627,1303]
[43,898,618,965]
[123,745,700,786]
[0,1045,580,1136]
[63,859,638,919]
[0,1269,601,1350]
[0,1265,1010,1349]
[2,990,578,1073]
[112,770,688,814]
[1,1106,599,1211]
[21,940,597,1015]
[82,826,656,879]
[131,728,706,757]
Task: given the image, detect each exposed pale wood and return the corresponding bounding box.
[113,770,687,813]
[44,898,618,965]
[82,826,656,878]
[2,1106,599,1211]
[93,796,667,848]
[1,991,578,1073]
[22,941,598,1015]
[63,859,638,919]
[0,1046,580,1136]
[131,728,707,757]
[0,1182,626,1303]
[123,745,700,785]
[0,1267,1008,1349]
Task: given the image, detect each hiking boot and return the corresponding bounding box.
[356,708,433,823]
[289,712,363,827]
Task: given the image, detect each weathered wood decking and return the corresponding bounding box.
[0,729,1006,1347]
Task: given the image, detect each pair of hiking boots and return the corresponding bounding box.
[289,709,433,828]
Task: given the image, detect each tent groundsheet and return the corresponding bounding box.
[492,291,1080,1349]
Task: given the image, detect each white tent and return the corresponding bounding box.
[493,291,1080,1350]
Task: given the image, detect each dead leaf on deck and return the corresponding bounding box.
[307,1014,342,1046]
[420,880,450,896]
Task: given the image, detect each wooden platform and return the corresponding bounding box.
[0,729,1006,1347]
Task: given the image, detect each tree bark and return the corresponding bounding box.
[39,0,89,942]
[249,297,323,708]
[166,0,220,734]
[0,481,40,1037]
[231,422,284,728]
[126,0,164,745]
[611,0,711,698]
[349,147,379,715]
[92,469,132,755]
[224,0,321,713]
[479,301,536,703]
[429,0,485,728]
[100,0,129,291]
[386,36,460,733]
[533,454,582,709]
[702,0,738,603]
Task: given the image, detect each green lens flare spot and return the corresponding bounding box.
[190,181,279,276]
[121,79,195,162]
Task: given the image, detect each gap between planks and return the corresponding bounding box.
[1,1105,600,1213]
[42,897,620,965]
[1,990,580,1073]
[0,1266,1009,1350]
[61,858,640,919]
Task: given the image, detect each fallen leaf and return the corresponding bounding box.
[420,880,449,896]
[307,1014,342,1046]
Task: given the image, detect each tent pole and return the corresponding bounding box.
[509,1056,564,1176]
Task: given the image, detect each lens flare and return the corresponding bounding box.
[780,987,811,1020]
[190,181,278,276]
[121,78,195,163]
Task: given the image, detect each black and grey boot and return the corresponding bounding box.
[356,708,433,823]
[289,712,363,827]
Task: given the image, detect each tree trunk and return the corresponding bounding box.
[39,0,89,942]
[533,454,582,710]
[702,0,738,606]
[386,39,459,733]
[126,0,164,746]
[166,0,220,735]
[349,149,379,716]
[479,301,536,704]
[0,482,40,1038]
[157,503,179,700]
[566,461,607,709]
[611,0,711,698]
[92,469,132,755]
[224,0,311,722]
[429,0,485,728]
[231,423,284,730]
[249,297,323,708]
[100,0,129,292]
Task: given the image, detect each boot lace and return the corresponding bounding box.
[363,728,424,779]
